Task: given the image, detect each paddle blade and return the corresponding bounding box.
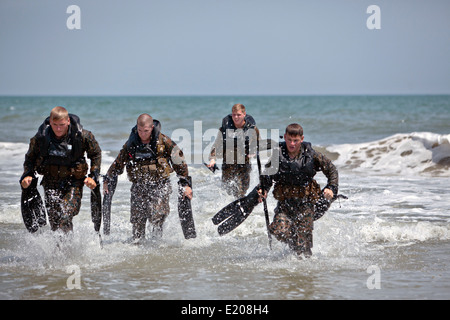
[178,194,196,239]
[217,207,249,236]
[102,175,117,235]
[21,178,47,233]
[212,199,240,225]
[102,192,112,235]
[91,185,102,232]
[213,187,260,235]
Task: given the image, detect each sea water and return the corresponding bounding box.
[0,95,449,300]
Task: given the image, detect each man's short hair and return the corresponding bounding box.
[50,106,69,121]
[137,113,154,127]
[285,123,303,137]
[232,104,246,113]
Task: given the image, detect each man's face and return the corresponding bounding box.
[137,124,153,143]
[284,133,304,155]
[50,117,70,138]
[232,110,246,128]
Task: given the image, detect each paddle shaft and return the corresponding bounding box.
[256,149,272,249]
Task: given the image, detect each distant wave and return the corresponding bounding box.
[0,142,117,177]
[0,142,29,170]
[327,132,450,177]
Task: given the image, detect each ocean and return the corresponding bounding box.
[0,95,449,301]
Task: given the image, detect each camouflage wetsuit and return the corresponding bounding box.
[22,115,101,232]
[260,141,338,257]
[209,114,260,198]
[105,120,190,240]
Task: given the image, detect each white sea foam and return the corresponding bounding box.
[328,132,450,177]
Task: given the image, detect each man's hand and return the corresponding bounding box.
[84,177,97,190]
[257,189,267,203]
[21,176,33,189]
[183,186,193,200]
[207,159,216,168]
[323,188,334,201]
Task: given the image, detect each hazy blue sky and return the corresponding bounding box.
[1,0,449,95]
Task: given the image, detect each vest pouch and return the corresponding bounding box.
[144,164,158,173]
[134,164,155,179]
[157,144,165,154]
[45,164,70,178]
[273,179,321,203]
[71,162,88,179]
[157,158,173,178]
[127,163,157,182]
[273,184,306,201]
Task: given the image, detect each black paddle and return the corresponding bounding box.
[102,175,118,236]
[178,177,196,239]
[256,149,272,249]
[212,186,260,235]
[20,176,47,233]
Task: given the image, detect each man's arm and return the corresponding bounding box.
[165,135,193,199]
[83,130,102,189]
[20,137,40,189]
[314,151,339,200]
[103,144,129,193]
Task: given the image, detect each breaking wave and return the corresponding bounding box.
[327,132,450,177]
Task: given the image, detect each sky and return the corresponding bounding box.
[1,0,449,96]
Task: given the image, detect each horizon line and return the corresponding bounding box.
[1,92,449,98]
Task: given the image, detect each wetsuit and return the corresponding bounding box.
[21,114,101,232]
[209,114,260,198]
[260,141,338,256]
[105,120,191,240]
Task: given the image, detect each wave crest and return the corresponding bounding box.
[328,132,450,176]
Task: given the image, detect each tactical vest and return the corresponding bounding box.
[220,114,257,165]
[272,142,320,202]
[125,120,173,183]
[36,114,88,180]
